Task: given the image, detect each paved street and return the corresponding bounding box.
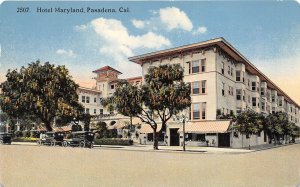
[1,143,300,187]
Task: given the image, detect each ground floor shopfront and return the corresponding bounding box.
[138,120,270,148]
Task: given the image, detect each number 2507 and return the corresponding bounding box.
[17,7,30,13]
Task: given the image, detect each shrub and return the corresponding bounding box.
[13,137,39,142]
[22,130,31,137]
[30,131,40,138]
[94,138,133,146]
[15,131,23,137]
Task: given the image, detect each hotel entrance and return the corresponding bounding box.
[170,128,180,146]
[218,133,230,147]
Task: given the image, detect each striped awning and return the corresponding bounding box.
[53,125,72,132]
[139,124,162,134]
[107,118,143,130]
[178,120,231,133]
[36,126,47,131]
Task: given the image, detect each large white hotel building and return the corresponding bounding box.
[79,37,300,148]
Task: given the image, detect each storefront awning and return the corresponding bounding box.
[139,124,162,134]
[178,120,231,133]
[53,125,72,132]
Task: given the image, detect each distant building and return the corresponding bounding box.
[77,66,142,139]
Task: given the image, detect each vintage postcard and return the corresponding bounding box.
[0,1,300,187]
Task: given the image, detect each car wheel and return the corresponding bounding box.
[80,141,85,148]
[62,141,68,147]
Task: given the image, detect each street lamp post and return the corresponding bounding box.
[173,113,189,152]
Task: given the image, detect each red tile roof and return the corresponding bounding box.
[92,66,122,74]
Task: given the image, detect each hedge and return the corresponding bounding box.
[13,137,39,142]
[94,138,133,146]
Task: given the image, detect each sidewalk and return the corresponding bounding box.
[9,142,253,154]
[11,141,300,154]
[243,139,300,151]
[93,144,254,154]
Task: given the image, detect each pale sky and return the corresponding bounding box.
[0,1,299,104]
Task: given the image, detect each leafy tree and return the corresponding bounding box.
[102,64,191,150]
[71,124,82,132]
[0,60,84,131]
[232,109,263,149]
[95,121,108,138]
[265,112,287,144]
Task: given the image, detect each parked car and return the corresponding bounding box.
[0,133,12,145]
[37,132,64,146]
[63,131,95,148]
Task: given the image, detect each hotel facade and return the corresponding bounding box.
[128,37,300,148]
[77,38,299,148]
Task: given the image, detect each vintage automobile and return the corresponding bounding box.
[62,131,95,148]
[37,132,65,146]
[0,133,12,145]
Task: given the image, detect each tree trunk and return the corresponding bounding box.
[45,121,52,131]
[248,136,251,150]
[153,131,159,150]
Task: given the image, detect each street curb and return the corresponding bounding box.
[249,142,300,152]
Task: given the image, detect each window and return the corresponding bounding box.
[236,71,241,81]
[222,83,225,96]
[192,60,200,73]
[252,97,257,107]
[86,96,90,103]
[272,107,275,114]
[192,103,206,120]
[85,108,90,114]
[193,103,200,119]
[228,65,230,75]
[192,81,206,95]
[252,82,256,91]
[110,84,115,90]
[261,88,265,96]
[192,81,200,94]
[242,72,245,83]
[186,133,205,142]
[221,62,224,74]
[201,81,206,94]
[82,96,86,103]
[236,108,242,114]
[202,103,206,119]
[94,97,97,103]
[243,90,246,101]
[230,67,233,76]
[187,61,191,74]
[94,109,97,114]
[236,89,241,100]
[228,86,234,96]
[262,102,265,111]
[201,59,206,72]
[110,110,114,115]
[272,95,275,102]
